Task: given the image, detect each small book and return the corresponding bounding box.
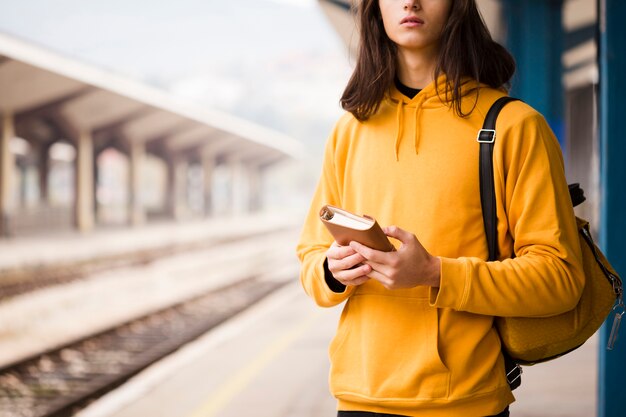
[319,204,394,252]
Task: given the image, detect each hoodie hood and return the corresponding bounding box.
[386,75,483,161]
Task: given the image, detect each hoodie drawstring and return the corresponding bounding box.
[394,94,427,161]
[413,94,426,155]
[394,100,405,161]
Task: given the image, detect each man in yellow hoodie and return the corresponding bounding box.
[297,0,584,416]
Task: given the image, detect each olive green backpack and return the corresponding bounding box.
[478,97,624,390]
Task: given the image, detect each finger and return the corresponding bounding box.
[328,252,366,272]
[363,259,395,277]
[334,263,372,284]
[347,275,370,286]
[365,269,393,288]
[337,275,370,287]
[382,225,415,245]
[326,244,357,260]
[349,241,389,263]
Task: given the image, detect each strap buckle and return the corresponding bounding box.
[506,363,523,387]
[477,128,496,143]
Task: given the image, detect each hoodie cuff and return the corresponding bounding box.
[323,258,348,293]
[429,257,470,311]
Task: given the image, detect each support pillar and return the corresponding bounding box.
[597,1,626,416]
[129,141,146,226]
[75,130,94,233]
[39,142,51,205]
[248,165,262,212]
[0,112,15,236]
[17,159,27,207]
[229,158,249,216]
[165,156,176,219]
[501,0,565,143]
[201,150,215,217]
[173,157,188,220]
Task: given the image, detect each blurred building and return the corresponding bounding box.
[0,33,303,237]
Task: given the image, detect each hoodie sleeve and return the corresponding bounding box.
[296,119,357,307]
[430,109,585,318]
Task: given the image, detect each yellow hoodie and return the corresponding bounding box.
[296,77,584,417]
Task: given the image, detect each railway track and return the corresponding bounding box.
[0,276,288,417]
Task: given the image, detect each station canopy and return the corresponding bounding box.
[0,32,303,165]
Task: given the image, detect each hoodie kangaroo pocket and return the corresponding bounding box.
[329,294,450,401]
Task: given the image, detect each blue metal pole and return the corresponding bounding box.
[501,0,565,144]
[598,0,626,416]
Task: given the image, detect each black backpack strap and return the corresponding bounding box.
[478,96,523,391]
[479,96,520,262]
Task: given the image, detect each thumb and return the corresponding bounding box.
[383,225,414,245]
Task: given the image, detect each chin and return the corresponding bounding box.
[393,38,437,53]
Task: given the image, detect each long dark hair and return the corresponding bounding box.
[341,0,515,121]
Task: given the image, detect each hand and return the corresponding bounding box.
[349,225,441,290]
[326,242,372,287]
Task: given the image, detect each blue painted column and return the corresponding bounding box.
[598,1,626,416]
[500,0,565,143]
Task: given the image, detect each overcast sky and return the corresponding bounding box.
[0,0,353,154]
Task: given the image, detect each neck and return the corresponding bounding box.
[395,46,439,90]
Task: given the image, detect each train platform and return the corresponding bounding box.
[0,211,302,273]
[75,280,599,417]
